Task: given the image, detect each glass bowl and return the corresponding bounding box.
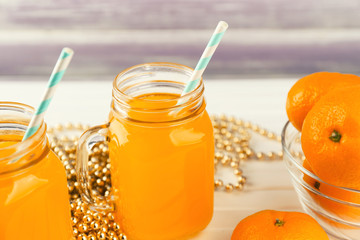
[282,121,360,240]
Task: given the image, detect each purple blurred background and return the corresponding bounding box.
[1,0,360,80]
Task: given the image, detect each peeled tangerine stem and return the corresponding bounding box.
[329,130,342,143]
[275,219,285,227]
[314,181,321,190]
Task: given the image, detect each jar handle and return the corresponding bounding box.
[76,123,113,211]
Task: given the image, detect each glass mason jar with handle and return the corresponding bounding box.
[76,62,215,240]
[0,102,73,240]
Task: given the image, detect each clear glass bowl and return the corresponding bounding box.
[282,121,360,240]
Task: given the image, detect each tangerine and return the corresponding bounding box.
[302,160,360,223]
[231,210,328,240]
[301,85,360,189]
[286,72,360,131]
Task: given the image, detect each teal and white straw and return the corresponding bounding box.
[22,47,74,141]
[181,21,228,96]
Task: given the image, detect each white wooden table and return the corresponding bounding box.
[0,78,310,239]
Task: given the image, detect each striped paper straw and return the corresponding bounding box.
[181,21,228,96]
[22,47,74,141]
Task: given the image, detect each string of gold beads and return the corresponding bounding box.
[48,114,283,238]
[48,124,127,240]
[70,200,126,240]
[211,114,283,193]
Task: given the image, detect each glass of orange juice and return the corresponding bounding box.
[0,102,73,240]
[76,62,215,240]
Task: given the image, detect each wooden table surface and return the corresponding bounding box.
[1,78,324,239]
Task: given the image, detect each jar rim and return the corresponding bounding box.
[112,62,204,106]
[0,101,46,163]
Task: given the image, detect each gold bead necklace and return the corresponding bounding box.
[48,115,282,239]
[211,114,283,192]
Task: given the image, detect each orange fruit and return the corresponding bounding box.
[303,160,360,222]
[231,210,329,240]
[301,85,360,189]
[286,72,360,131]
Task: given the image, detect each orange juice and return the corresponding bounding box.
[108,93,214,240]
[0,102,72,240]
